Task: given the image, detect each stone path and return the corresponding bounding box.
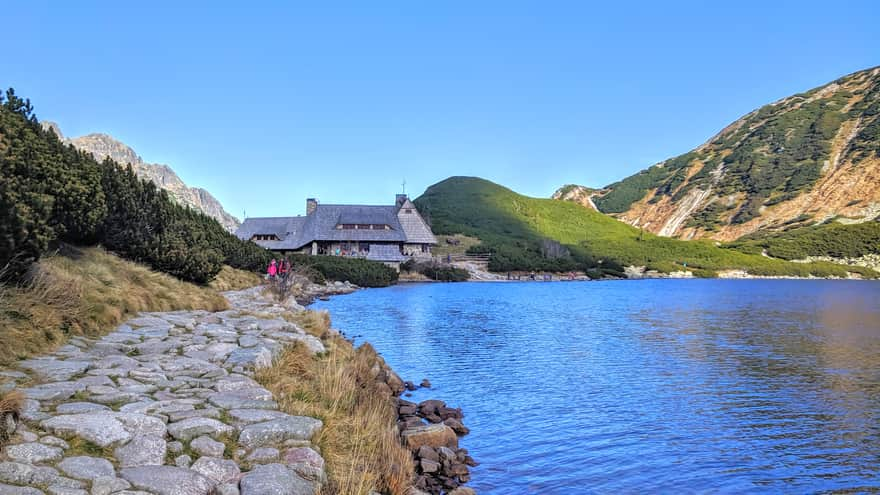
[0,287,326,495]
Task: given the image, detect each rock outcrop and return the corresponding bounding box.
[551,184,600,211]
[42,122,241,232]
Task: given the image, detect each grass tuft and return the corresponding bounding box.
[257,312,413,495]
[0,390,25,446]
[209,265,264,291]
[65,436,115,459]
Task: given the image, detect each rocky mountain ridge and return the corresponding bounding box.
[555,66,880,241]
[43,122,240,232]
[550,184,599,211]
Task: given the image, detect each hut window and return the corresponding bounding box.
[339,224,390,230]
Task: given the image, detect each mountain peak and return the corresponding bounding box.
[552,184,599,211]
[50,122,241,232]
[570,65,880,241]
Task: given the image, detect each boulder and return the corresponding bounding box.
[443,418,469,435]
[56,456,115,481]
[0,482,44,495]
[416,445,439,462]
[121,465,215,495]
[224,347,273,370]
[167,417,233,441]
[0,461,62,486]
[401,424,458,450]
[3,442,64,464]
[245,448,279,463]
[239,464,314,495]
[208,389,277,410]
[280,447,325,482]
[190,457,240,484]
[55,402,110,414]
[420,459,440,474]
[115,434,167,467]
[90,476,132,495]
[41,413,130,447]
[191,436,226,458]
[18,359,90,381]
[226,409,290,425]
[385,370,405,395]
[22,382,86,402]
[238,417,322,449]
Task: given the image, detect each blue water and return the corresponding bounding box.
[312,280,880,494]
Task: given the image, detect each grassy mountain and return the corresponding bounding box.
[571,66,880,241]
[415,176,877,278]
[43,122,241,232]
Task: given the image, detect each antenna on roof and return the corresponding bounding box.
[243,209,247,220]
[402,178,407,195]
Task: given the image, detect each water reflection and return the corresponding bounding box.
[314,280,880,493]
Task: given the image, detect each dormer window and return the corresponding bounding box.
[337,224,391,230]
[251,234,279,241]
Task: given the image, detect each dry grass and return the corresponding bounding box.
[209,265,264,291]
[431,234,482,257]
[257,312,413,495]
[0,390,23,416]
[0,246,228,366]
[0,390,24,446]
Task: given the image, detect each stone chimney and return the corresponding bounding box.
[306,198,318,215]
[396,194,408,207]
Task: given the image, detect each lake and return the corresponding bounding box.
[312,280,880,493]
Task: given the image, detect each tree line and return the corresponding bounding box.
[0,88,272,284]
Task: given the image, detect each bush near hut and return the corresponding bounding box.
[401,260,470,282]
[288,254,399,287]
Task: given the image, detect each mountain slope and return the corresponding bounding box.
[43,123,240,232]
[573,66,880,241]
[415,177,876,278]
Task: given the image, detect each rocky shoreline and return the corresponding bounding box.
[397,399,476,495]
[318,292,477,495]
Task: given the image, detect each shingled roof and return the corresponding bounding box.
[396,198,437,244]
[235,196,436,250]
[303,205,406,243]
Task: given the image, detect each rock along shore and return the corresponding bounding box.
[0,286,329,495]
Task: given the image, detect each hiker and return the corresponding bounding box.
[267,259,277,280]
[280,259,290,280]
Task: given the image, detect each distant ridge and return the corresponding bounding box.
[43,122,240,232]
[555,66,880,241]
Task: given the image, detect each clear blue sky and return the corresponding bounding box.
[2,1,878,218]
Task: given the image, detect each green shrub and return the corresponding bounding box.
[288,255,398,287]
[731,221,880,260]
[401,260,469,282]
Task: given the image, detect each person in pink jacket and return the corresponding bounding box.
[267,259,277,279]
